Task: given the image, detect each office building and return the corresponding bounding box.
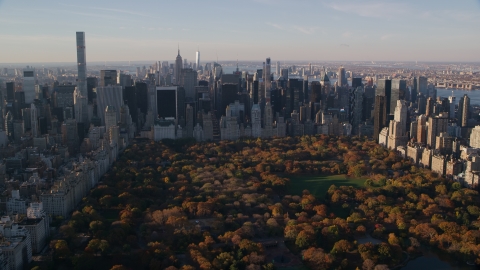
[96,85,123,126]
[195,50,200,70]
[376,79,393,115]
[391,79,406,112]
[100,70,117,87]
[180,68,197,99]
[6,82,15,102]
[338,66,347,87]
[350,87,364,134]
[373,95,387,140]
[23,68,35,104]
[156,86,180,120]
[417,76,428,96]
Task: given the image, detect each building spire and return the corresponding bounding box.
[178,43,180,56]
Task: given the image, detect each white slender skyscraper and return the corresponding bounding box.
[195,50,200,70]
[75,32,89,124]
[76,32,87,97]
[265,57,271,102]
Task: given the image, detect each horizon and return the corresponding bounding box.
[1,0,480,63]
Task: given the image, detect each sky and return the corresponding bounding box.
[1,0,480,63]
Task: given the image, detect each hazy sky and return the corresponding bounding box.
[1,0,480,63]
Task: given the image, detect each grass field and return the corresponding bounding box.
[288,174,365,198]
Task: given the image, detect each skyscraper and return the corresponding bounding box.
[6,82,15,102]
[394,100,407,135]
[76,32,88,97]
[264,58,271,102]
[338,66,347,87]
[351,86,364,135]
[376,79,393,115]
[448,93,456,119]
[96,85,123,126]
[100,70,117,87]
[105,106,117,132]
[23,68,35,104]
[459,94,470,127]
[195,50,200,70]
[175,49,183,85]
[180,68,198,99]
[373,95,387,140]
[417,76,428,96]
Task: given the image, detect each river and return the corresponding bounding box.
[436,88,480,106]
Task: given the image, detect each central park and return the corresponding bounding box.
[36,135,480,270]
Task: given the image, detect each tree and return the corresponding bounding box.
[331,240,353,255]
[302,247,335,270]
[110,264,127,270]
[52,240,71,259]
[212,252,235,269]
[362,259,375,270]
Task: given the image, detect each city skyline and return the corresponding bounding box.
[1,0,480,63]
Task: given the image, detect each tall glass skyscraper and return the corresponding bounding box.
[195,51,200,71]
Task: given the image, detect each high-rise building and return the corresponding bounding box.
[100,70,117,87]
[23,68,35,104]
[310,81,321,103]
[264,58,271,102]
[427,114,448,148]
[123,86,138,129]
[105,106,117,131]
[276,61,280,75]
[118,73,132,88]
[31,103,38,137]
[470,126,480,148]
[459,94,470,127]
[180,68,197,99]
[417,94,427,114]
[417,114,427,144]
[61,118,79,154]
[251,104,261,138]
[76,32,88,97]
[351,87,364,135]
[394,100,408,135]
[195,51,200,71]
[175,49,183,85]
[96,85,123,126]
[6,82,15,102]
[417,76,428,96]
[338,66,347,87]
[411,77,418,101]
[426,97,434,117]
[156,86,179,120]
[373,95,387,140]
[376,79,393,115]
[448,93,456,119]
[391,79,406,112]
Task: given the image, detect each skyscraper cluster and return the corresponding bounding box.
[0,32,480,245]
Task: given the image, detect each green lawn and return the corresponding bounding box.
[287,174,365,198]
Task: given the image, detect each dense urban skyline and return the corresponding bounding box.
[1,0,480,63]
